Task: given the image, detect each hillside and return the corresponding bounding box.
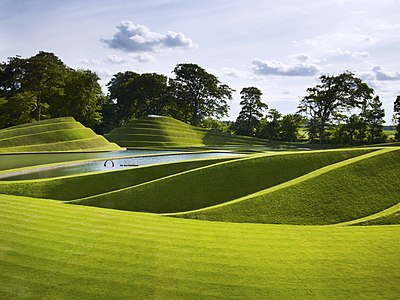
[0,194,399,299]
[105,116,287,148]
[0,117,121,153]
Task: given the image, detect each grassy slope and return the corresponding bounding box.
[177,148,400,225]
[0,194,399,299]
[0,117,121,153]
[105,116,288,148]
[72,149,372,213]
[0,157,236,200]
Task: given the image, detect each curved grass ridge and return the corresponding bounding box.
[0,156,237,200]
[0,117,121,153]
[105,116,288,148]
[174,148,400,225]
[71,149,373,213]
[0,194,399,299]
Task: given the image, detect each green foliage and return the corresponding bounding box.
[298,71,375,144]
[234,87,267,136]
[170,63,234,126]
[0,52,106,129]
[394,95,400,141]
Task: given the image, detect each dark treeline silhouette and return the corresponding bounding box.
[0,51,397,144]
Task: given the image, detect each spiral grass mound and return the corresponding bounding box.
[105,115,286,148]
[0,117,121,153]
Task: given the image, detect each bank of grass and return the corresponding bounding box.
[176,148,400,225]
[0,194,399,299]
[0,156,237,200]
[0,117,121,153]
[105,116,297,148]
[72,149,373,213]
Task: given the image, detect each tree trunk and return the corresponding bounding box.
[319,120,325,144]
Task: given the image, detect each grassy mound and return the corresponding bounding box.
[177,148,400,225]
[105,116,287,148]
[0,157,236,200]
[1,194,399,299]
[72,149,372,213]
[0,117,121,153]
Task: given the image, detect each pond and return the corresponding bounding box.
[1,151,240,181]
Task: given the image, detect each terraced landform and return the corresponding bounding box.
[0,122,399,299]
[105,116,294,149]
[0,117,121,153]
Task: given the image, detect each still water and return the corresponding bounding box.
[2,151,239,180]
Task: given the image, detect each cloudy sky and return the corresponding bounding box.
[1,0,399,123]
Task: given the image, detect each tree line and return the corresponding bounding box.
[1,51,399,144]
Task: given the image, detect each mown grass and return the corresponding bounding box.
[105,116,293,148]
[0,157,236,200]
[0,194,399,299]
[72,149,373,213]
[0,117,121,153]
[177,148,400,225]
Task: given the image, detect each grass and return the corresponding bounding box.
[71,149,373,213]
[105,116,300,148]
[0,117,121,153]
[0,194,399,299]
[0,156,237,200]
[176,148,400,225]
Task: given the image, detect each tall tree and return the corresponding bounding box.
[394,95,400,141]
[107,71,140,124]
[54,69,105,128]
[362,96,385,143]
[298,71,374,144]
[131,73,169,116]
[257,109,282,139]
[280,114,303,142]
[170,63,234,126]
[23,51,68,120]
[234,87,267,136]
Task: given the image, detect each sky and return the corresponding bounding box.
[1,0,399,123]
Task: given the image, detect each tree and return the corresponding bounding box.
[170,63,234,126]
[257,109,282,139]
[280,114,303,142]
[23,51,68,121]
[131,73,169,116]
[298,71,374,144]
[363,96,386,143]
[0,92,36,128]
[394,95,400,141]
[107,71,140,124]
[234,87,267,136]
[54,69,105,128]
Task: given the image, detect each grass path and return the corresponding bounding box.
[0,194,399,299]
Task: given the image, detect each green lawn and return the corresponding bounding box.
[71,149,372,213]
[0,194,399,299]
[0,117,121,153]
[175,148,400,225]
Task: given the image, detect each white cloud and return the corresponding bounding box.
[103,20,197,53]
[251,57,321,77]
[105,53,156,64]
[79,58,101,65]
[372,66,400,81]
